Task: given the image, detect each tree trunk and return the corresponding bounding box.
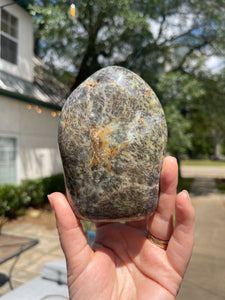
[214,141,221,160]
[177,155,182,178]
[71,52,92,91]
[213,141,225,160]
[212,130,225,160]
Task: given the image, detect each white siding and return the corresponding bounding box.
[0,0,33,82]
[0,96,63,183]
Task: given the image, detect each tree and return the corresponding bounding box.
[190,69,225,160]
[30,0,225,90]
[30,0,225,162]
[157,71,205,175]
[30,0,151,88]
[158,69,225,161]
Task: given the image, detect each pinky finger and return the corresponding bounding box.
[167,190,195,277]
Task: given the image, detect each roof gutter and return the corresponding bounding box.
[0,88,62,110]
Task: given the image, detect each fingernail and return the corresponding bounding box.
[163,156,177,167]
[181,190,190,199]
[47,194,54,210]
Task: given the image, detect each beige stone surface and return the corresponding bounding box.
[177,178,225,300]
[0,223,64,296]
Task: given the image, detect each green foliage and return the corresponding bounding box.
[188,69,225,158]
[0,174,65,219]
[30,0,225,90]
[157,69,225,159]
[30,0,225,158]
[215,179,225,194]
[157,72,205,157]
[20,178,44,207]
[164,104,192,157]
[0,185,21,218]
[42,174,65,197]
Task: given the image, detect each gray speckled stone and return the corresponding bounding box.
[58,66,167,222]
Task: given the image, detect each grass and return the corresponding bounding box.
[177,177,194,193]
[215,179,225,194]
[181,159,225,167]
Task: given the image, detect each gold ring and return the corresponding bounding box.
[148,233,169,250]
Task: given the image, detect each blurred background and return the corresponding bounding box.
[0,0,225,299]
[31,0,225,163]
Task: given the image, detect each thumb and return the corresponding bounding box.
[48,192,93,277]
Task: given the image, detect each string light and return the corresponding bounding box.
[34,105,42,114]
[26,104,61,117]
[68,2,78,20]
[70,3,76,18]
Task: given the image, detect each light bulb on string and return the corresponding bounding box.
[68,2,78,21]
[34,105,42,114]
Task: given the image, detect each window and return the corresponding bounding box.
[0,9,18,64]
[0,137,17,184]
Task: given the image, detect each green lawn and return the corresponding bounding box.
[181,159,225,167]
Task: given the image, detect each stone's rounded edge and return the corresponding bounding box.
[89,66,154,104]
[58,66,167,222]
[66,180,160,222]
[67,189,158,223]
[78,215,147,223]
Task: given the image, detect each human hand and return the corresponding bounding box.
[48,156,194,300]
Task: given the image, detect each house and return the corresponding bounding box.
[0,0,69,184]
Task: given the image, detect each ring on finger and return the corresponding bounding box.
[147,232,169,250]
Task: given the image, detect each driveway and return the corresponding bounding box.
[181,165,225,178]
[177,178,225,300]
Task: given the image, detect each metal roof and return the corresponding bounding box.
[0,58,69,109]
[14,0,31,12]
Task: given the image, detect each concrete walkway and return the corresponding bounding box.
[177,178,225,300]
[0,223,64,296]
[0,177,225,299]
[190,177,218,195]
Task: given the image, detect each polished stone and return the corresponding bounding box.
[58,66,167,222]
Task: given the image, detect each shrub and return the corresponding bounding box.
[0,174,65,219]
[215,179,225,194]
[42,174,65,197]
[0,184,21,218]
[20,178,44,207]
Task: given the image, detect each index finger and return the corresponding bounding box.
[48,193,93,276]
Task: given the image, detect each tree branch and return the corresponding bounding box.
[158,27,199,47]
[155,10,166,42]
[172,39,209,72]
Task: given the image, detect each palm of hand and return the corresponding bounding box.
[49,157,194,300]
[68,222,180,300]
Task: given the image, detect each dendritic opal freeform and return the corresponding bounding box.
[58,66,167,222]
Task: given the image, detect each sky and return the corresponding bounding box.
[205,56,225,73]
